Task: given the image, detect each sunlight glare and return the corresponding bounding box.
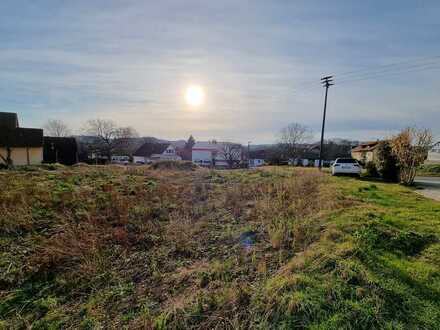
[185,85,205,107]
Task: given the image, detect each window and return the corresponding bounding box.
[336,158,357,164]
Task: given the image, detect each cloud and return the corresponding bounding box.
[0,0,439,143]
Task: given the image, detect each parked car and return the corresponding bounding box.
[331,158,361,176]
[111,155,130,165]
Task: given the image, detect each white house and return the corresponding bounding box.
[192,141,243,168]
[248,149,266,168]
[248,159,265,167]
[133,142,182,164]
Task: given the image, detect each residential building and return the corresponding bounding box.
[192,141,242,168]
[248,149,266,167]
[351,141,381,163]
[133,142,181,164]
[0,112,43,166]
[43,136,78,165]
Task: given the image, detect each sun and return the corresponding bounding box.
[185,85,205,107]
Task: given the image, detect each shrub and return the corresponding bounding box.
[391,127,432,185]
[374,141,399,182]
[150,160,198,171]
[15,165,41,172]
[365,161,379,177]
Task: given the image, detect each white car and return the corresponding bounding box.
[331,158,361,176]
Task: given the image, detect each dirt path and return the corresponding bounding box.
[415,176,440,201]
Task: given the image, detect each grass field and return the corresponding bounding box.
[1,164,440,329]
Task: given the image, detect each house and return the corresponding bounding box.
[0,112,43,166]
[249,158,265,167]
[192,141,226,167]
[248,149,266,167]
[427,141,440,163]
[192,141,243,168]
[43,136,78,165]
[133,142,182,164]
[351,141,381,163]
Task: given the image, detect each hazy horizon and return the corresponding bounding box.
[1,1,440,144]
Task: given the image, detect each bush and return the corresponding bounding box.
[390,127,432,185]
[15,165,41,172]
[375,141,399,182]
[365,161,379,177]
[38,163,66,171]
[150,160,198,171]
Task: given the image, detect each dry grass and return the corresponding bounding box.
[0,165,337,328]
[4,165,437,329]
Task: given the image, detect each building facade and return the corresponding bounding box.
[43,136,78,165]
[351,141,381,164]
[192,141,242,168]
[0,112,43,166]
[133,142,182,164]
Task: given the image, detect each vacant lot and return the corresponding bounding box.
[1,164,440,329]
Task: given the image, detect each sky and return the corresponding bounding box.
[1,0,439,144]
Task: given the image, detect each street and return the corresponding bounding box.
[415,176,440,201]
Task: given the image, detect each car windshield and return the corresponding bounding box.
[336,158,357,164]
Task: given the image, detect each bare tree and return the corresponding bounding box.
[219,142,242,169]
[278,123,313,160]
[391,127,433,185]
[44,119,71,137]
[0,145,13,168]
[0,128,15,167]
[83,119,138,161]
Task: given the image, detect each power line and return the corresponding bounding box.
[291,55,440,95]
[335,54,440,80]
[291,57,440,97]
[337,62,440,85]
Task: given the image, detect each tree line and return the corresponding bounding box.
[44,118,139,162]
[42,118,434,185]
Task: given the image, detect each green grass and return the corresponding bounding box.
[0,166,440,329]
[418,164,440,177]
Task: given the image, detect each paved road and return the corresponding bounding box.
[415,176,440,201]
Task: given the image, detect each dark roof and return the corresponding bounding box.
[0,127,43,148]
[352,141,381,153]
[0,112,19,129]
[133,142,169,157]
[43,136,77,148]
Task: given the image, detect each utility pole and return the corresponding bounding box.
[247,141,251,168]
[318,75,334,170]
